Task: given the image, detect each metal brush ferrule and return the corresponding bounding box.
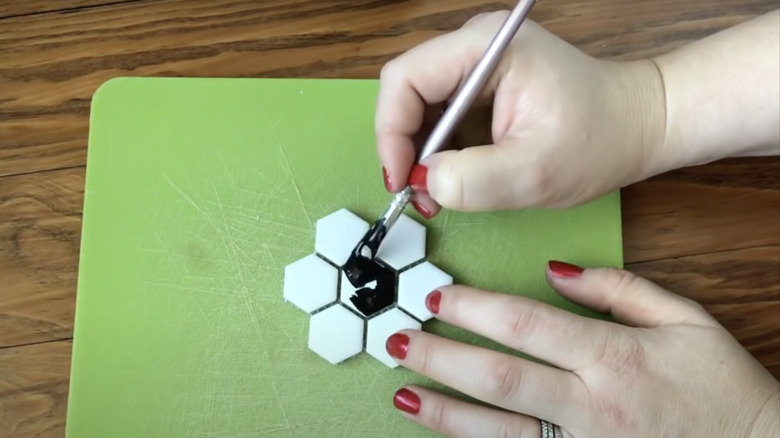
[343,187,413,287]
[355,186,412,261]
[377,186,413,237]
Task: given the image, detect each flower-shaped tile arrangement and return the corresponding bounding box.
[283,208,453,368]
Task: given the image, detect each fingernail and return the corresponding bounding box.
[548,260,584,278]
[408,165,428,194]
[411,201,434,219]
[393,388,421,415]
[382,167,393,192]
[386,333,409,360]
[425,290,441,314]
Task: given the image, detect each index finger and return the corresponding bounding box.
[375,29,499,191]
[432,284,613,371]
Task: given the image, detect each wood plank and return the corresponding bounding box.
[622,157,780,263]
[0,1,140,20]
[0,168,83,348]
[0,341,71,438]
[628,245,780,376]
[629,245,780,305]
[1,0,777,176]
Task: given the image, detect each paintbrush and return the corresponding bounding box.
[344,0,538,288]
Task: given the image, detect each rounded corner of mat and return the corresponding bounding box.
[91,77,134,104]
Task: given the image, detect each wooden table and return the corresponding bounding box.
[1,1,778,436]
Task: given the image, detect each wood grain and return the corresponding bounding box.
[0,167,83,348]
[0,341,71,438]
[630,245,780,376]
[1,0,778,177]
[0,0,141,19]
[623,157,780,263]
[1,1,778,437]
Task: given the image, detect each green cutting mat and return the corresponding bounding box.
[66,77,623,438]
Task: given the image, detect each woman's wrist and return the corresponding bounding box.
[602,11,780,180]
[603,58,670,181]
[651,11,780,169]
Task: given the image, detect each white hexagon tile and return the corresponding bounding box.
[283,254,338,314]
[307,304,364,365]
[398,262,453,323]
[375,214,426,270]
[313,209,368,267]
[282,208,453,368]
[365,309,421,369]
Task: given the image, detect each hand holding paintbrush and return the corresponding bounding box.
[344,0,539,288]
[369,7,780,438]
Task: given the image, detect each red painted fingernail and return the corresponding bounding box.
[411,200,434,219]
[393,388,421,415]
[382,167,393,192]
[425,290,441,314]
[408,165,428,194]
[386,333,409,360]
[548,260,584,278]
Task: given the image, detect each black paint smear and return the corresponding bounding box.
[348,260,397,317]
[343,221,388,288]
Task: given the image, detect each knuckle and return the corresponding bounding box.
[463,12,492,27]
[484,356,524,403]
[619,338,646,371]
[498,302,538,351]
[415,339,437,377]
[426,399,449,433]
[679,296,711,320]
[432,158,467,210]
[606,268,640,291]
[587,329,612,368]
[464,11,509,28]
[592,398,631,429]
[601,268,715,326]
[374,107,393,133]
[596,331,646,373]
[379,58,402,82]
[599,267,644,300]
[685,298,706,313]
[374,117,393,136]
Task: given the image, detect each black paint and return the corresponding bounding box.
[347,260,396,318]
[343,221,388,288]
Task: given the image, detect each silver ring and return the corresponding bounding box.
[540,420,563,438]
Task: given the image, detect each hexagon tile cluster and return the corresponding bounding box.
[283,208,453,368]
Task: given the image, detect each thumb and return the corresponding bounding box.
[545,261,716,328]
[425,144,537,211]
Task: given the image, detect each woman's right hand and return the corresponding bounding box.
[375,11,668,218]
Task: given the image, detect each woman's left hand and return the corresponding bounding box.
[386,261,780,438]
